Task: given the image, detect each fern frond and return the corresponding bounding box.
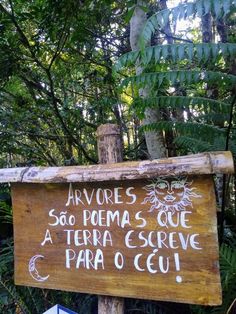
[141,120,225,154]
[132,96,231,113]
[0,279,31,314]
[27,287,41,314]
[217,244,236,313]
[115,43,236,70]
[140,0,236,47]
[191,241,236,314]
[197,113,230,123]
[220,244,236,279]
[0,201,12,224]
[173,136,214,152]
[141,120,225,139]
[0,238,14,273]
[121,70,236,89]
[114,50,140,71]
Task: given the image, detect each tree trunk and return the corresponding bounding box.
[201,13,224,209]
[202,13,213,43]
[130,1,166,159]
[216,18,228,43]
[159,0,178,157]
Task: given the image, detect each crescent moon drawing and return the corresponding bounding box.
[28,255,49,282]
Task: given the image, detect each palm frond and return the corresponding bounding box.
[220,244,236,287]
[115,43,236,70]
[174,136,214,152]
[121,70,236,89]
[209,244,236,314]
[132,96,231,113]
[141,120,225,138]
[140,0,236,47]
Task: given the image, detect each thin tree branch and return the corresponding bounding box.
[220,94,236,243]
[33,138,59,166]
[19,73,97,163]
[1,0,46,70]
[159,29,193,43]
[46,69,97,163]
[48,20,69,70]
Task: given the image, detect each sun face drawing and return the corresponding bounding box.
[142,177,201,213]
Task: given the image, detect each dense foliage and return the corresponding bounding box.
[0,0,236,313]
[0,0,131,166]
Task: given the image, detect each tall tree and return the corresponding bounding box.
[0,0,129,166]
[117,0,236,159]
[130,1,166,159]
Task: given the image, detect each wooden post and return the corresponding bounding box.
[97,124,123,164]
[97,123,124,314]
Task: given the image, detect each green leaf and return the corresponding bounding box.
[170,71,178,83]
[174,136,214,152]
[178,4,187,19]
[161,45,169,60]
[171,45,177,62]
[138,5,148,13]
[135,96,230,114]
[228,43,236,60]
[143,47,153,65]
[213,0,222,18]
[203,0,211,15]
[127,0,135,8]
[139,0,236,45]
[172,5,180,21]
[187,44,194,61]
[116,43,236,69]
[220,43,228,56]
[211,44,219,60]
[154,46,161,63]
[186,2,194,17]
[124,7,135,23]
[196,44,203,60]
[196,0,203,17]
[160,9,170,28]
[203,44,210,61]
[157,73,164,87]
[121,71,236,89]
[186,71,193,84]
[178,44,185,60]
[223,0,231,15]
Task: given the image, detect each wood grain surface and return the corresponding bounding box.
[12,175,222,305]
[0,151,234,183]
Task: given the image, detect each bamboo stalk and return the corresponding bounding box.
[0,151,234,183]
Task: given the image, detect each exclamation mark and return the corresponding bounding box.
[174,253,182,283]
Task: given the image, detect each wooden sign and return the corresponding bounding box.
[12,174,222,305]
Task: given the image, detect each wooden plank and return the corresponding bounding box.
[12,175,222,305]
[0,151,234,183]
[0,167,26,182]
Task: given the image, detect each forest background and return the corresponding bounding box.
[0,0,236,313]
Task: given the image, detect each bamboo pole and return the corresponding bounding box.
[0,151,233,183]
[97,124,124,314]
